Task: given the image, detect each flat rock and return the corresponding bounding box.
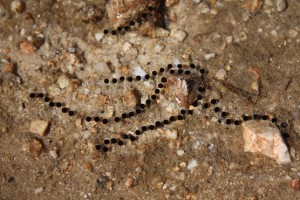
[242,121,291,164]
[29,120,49,136]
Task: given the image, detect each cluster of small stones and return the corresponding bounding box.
[29,63,289,153]
[103,5,156,35]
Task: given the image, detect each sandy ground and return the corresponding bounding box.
[0,0,300,199]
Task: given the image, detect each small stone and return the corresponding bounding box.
[154,43,165,53]
[134,66,147,77]
[276,0,287,12]
[19,41,36,54]
[170,29,187,42]
[34,187,44,194]
[57,74,71,89]
[29,120,49,136]
[215,69,227,80]
[226,36,233,43]
[28,139,42,157]
[10,0,25,13]
[95,62,111,74]
[242,121,291,164]
[165,129,178,140]
[289,29,299,38]
[81,2,102,22]
[177,149,185,156]
[125,178,134,187]
[83,162,93,172]
[165,74,203,107]
[122,90,138,108]
[49,150,58,159]
[187,159,198,171]
[291,179,300,191]
[204,53,216,60]
[95,32,104,41]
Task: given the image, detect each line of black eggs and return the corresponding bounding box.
[29,63,207,153]
[29,63,289,153]
[103,6,157,36]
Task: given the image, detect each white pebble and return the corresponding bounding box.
[49,150,58,159]
[170,29,187,42]
[57,74,71,89]
[154,43,165,53]
[134,66,147,78]
[95,62,111,74]
[165,129,178,140]
[187,159,198,171]
[226,36,233,43]
[204,53,216,60]
[11,0,25,13]
[177,150,185,156]
[34,187,44,194]
[276,0,287,12]
[95,32,104,41]
[193,0,202,3]
[215,69,227,80]
[271,30,278,37]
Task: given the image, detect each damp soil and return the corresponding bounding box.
[0,0,300,199]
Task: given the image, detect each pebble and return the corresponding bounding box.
[276,0,287,12]
[170,29,187,42]
[291,179,300,191]
[125,178,134,187]
[19,41,36,54]
[134,66,147,78]
[57,74,71,89]
[95,62,111,74]
[226,36,233,43]
[215,69,227,80]
[177,149,185,156]
[154,43,165,53]
[49,150,58,159]
[204,53,216,60]
[28,139,42,157]
[165,129,178,140]
[187,159,198,171]
[95,32,104,41]
[10,0,25,13]
[289,29,299,38]
[34,187,44,194]
[122,90,138,108]
[29,120,49,136]
[193,0,202,3]
[242,121,291,164]
[165,75,202,108]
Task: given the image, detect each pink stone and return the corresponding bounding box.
[242,121,291,164]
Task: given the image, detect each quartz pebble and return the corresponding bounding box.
[49,150,58,159]
[204,53,216,60]
[34,187,44,194]
[276,0,287,12]
[10,0,25,13]
[170,29,187,42]
[165,129,178,140]
[187,159,198,171]
[29,120,49,136]
[57,74,71,89]
[215,69,227,80]
[242,121,291,164]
